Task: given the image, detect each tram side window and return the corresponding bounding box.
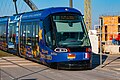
[3,24,6,41]
[33,24,35,42]
[32,22,39,50]
[36,23,39,44]
[44,16,53,48]
[20,23,32,47]
[20,23,27,49]
[26,23,32,46]
[8,24,16,43]
[0,24,6,41]
[20,22,39,51]
[20,23,24,47]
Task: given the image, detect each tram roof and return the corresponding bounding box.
[20,7,82,20]
[0,7,82,22]
[0,16,9,23]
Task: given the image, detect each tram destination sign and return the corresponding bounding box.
[54,15,79,20]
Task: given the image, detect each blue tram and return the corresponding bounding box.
[0,7,91,69]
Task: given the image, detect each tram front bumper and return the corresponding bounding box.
[57,60,91,69]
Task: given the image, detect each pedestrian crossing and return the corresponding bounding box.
[0,56,40,67]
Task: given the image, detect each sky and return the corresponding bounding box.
[0,0,120,29]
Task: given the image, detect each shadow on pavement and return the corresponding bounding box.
[92,53,108,69]
[101,56,120,68]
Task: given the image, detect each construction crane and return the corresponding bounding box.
[13,0,38,14]
[23,0,38,10]
[84,0,91,31]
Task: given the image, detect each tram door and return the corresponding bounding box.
[20,22,39,58]
[8,16,20,53]
[20,23,33,57]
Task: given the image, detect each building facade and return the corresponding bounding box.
[99,16,120,42]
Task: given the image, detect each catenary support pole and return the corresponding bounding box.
[70,0,73,8]
[99,18,103,66]
[13,0,18,14]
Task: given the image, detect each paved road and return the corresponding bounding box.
[101,54,120,72]
[0,54,120,80]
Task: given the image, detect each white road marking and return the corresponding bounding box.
[0,57,40,67]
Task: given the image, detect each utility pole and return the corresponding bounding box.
[70,0,73,8]
[99,18,103,66]
[84,0,91,31]
[13,0,18,14]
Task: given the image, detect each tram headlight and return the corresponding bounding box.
[54,48,69,53]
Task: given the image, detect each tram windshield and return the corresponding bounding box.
[44,13,91,49]
[53,14,90,48]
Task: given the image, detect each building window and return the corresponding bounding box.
[118,17,120,23]
[118,25,120,33]
[100,18,103,26]
[105,25,107,41]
